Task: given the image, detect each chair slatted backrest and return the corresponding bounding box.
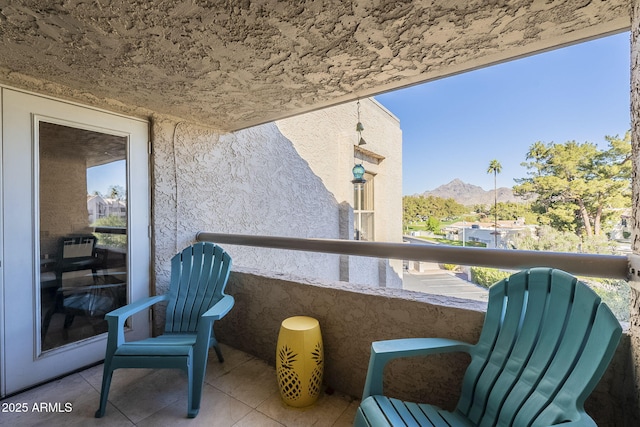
[455,268,622,427]
[164,242,232,333]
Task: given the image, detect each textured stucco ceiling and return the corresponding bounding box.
[0,0,631,132]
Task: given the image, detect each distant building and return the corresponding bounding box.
[444,218,535,249]
[87,194,127,224]
[608,210,632,241]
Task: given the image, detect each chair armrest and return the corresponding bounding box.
[201,295,235,321]
[195,295,235,342]
[547,417,596,427]
[543,410,596,427]
[194,295,235,362]
[104,295,169,355]
[106,294,169,322]
[362,338,474,399]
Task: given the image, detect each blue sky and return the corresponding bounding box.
[87,160,126,196]
[375,32,631,196]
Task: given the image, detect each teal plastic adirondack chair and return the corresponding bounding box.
[95,242,233,418]
[355,268,622,427]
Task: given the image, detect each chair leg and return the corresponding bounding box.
[41,307,55,341]
[187,363,200,418]
[210,333,224,363]
[63,314,75,329]
[95,363,114,418]
[212,344,224,363]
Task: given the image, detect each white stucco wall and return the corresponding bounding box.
[275,98,403,287]
[152,118,343,296]
[148,99,405,331]
[152,98,403,299]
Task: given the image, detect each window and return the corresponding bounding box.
[354,172,374,241]
[39,122,129,352]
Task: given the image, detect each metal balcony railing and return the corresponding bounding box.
[93,226,127,235]
[196,232,631,280]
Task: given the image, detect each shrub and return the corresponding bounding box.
[470,267,511,288]
[469,270,629,323]
[583,278,630,323]
[92,215,127,249]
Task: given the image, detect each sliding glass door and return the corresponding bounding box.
[1,89,150,396]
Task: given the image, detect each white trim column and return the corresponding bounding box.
[630,0,640,420]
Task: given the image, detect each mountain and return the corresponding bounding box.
[420,179,524,206]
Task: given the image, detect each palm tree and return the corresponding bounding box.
[487,159,502,248]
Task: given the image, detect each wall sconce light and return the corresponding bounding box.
[352,163,366,184]
[352,100,367,184]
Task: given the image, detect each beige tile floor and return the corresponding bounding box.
[1,344,360,426]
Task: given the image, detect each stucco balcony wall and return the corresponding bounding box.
[215,268,637,426]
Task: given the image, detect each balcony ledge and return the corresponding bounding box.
[210,267,634,425]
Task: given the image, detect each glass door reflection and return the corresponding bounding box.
[39,121,128,352]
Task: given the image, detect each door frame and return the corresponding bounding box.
[0,86,4,397]
[0,86,151,397]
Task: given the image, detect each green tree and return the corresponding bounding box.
[107,185,126,200]
[487,159,502,246]
[514,133,631,237]
[488,202,539,225]
[403,196,464,219]
[402,196,420,225]
[425,216,441,232]
[512,225,618,254]
[402,195,467,230]
[472,204,487,215]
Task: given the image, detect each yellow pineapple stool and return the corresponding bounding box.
[276,316,324,407]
